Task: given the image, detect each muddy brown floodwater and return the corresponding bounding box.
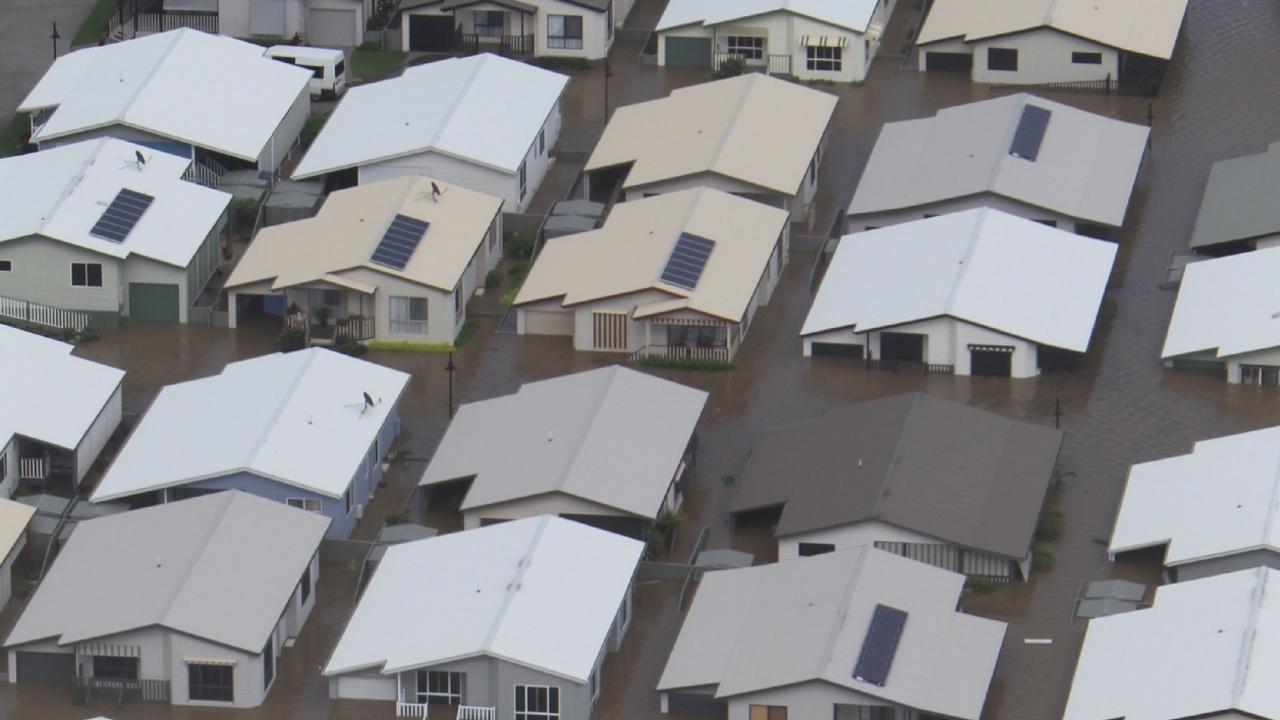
[4,1,1280,718]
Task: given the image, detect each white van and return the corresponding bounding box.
[265,46,347,99]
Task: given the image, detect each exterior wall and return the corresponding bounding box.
[777,520,937,561]
[285,551,320,636]
[971,29,1119,85]
[73,382,123,486]
[0,437,15,498]
[305,0,365,45]
[360,152,518,211]
[258,84,312,173]
[219,0,306,38]
[338,268,460,345]
[533,0,613,59]
[1223,346,1280,384]
[184,212,227,307]
[725,680,899,720]
[462,492,637,530]
[625,172,795,220]
[1176,550,1280,582]
[803,317,1039,378]
[516,297,575,336]
[847,193,1080,235]
[38,125,193,160]
[0,235,128,325]
[0,532,26,608]
[167,630,270,708]
[121,254,190,321]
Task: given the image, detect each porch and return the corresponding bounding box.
[394,669,495,720]
[628,315,742,363]
[279,287,378,346]
[450,3,536,55]
[714,52,791,77]
[73,676,171,704]
[12,438,73,490]
[105,0,218,42]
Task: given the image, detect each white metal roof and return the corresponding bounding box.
[293,54,568,179]
[5,491,328,653]
[0,324,124,452]
[19,29,311,162]
[1162,246,1280,359]
[802,208,1116,351]
[91,349,409,502]
[419,366,708,518]
[324,515,643,680]
[1063,567,1280,720]
[658,548,1006,720]
[657,0,880,33]
[0,498,36,565]
[1110,426,1280,567]
[0,138,230,267]
[846,94,1148,227]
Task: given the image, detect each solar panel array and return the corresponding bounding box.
[660,232,716,291]
[371,215,429,270]
[89,189,155,243]
[1009,105,1051,162]
[853,604,909,687]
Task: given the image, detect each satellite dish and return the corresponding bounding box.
[360,392,380,416]
[430,182,444,201]
[134,150,147,169]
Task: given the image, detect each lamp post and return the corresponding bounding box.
[603,59,614,125]
[50,21,60,60]
[445,352,456,419]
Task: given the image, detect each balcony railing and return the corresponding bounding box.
[459,33,534,55]
[19,457,48,482]
[456,706,496,720]
[135,10,218,34]
[0,293,90,332]
[629,344,730,363]
[713,52,791,77]
[396,700,429,718]
[74,676,170,704]
[337,316,376,341]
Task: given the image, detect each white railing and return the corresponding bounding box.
[396,701,429,719]
[0,294,90,332]
[182,158,227,188]
[629,344,731,363]
[337,316,376,341]
[456,706,496,720]
[19,457,47,481]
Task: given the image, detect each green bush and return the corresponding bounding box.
[711,56,746,79]
[72,0,117,46]
[242,35,291,47]
[453,318,478,347]
[301,112,330,149]
[966,577,998,595]
[275,326,308,352]
[532,56,592,71]
[1035,507,1066,543]
[0,113,30,158]
[1032,544,1056,573]
[485,270,501,289]
[385,510,411,526]
[333,334,368,357]
[232,198,259,232]
[639,355,735,371]
[643,511,683,560]
[507,231,537,261]
[367,340,454,352]
[499,287,520,306]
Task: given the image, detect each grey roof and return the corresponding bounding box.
[1085,579,1146,601]
[402,0,609,12]
[6,491,329,652]
[695,548,754,570]
[1189,141,1280,249]
[731,393,1062,560]
[657,547,1006,720]
[1075,597,1142,619]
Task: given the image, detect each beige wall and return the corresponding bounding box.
[846,194,1080,235]
[463,492,635,529]
[972,29,1118,85]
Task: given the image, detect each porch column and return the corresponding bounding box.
[726,323,734,359]
[397,671,402,703]
[227,291,238,328]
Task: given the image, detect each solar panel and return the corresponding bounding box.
[89,189,154,243]
[370,214,429,270]
[1009,104,1051,162]
[660,232,715,291]
[853,604,908,687]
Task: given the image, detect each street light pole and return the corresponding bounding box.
[445,352,456,419]
[51,21,60,61]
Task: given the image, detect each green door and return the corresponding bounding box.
[128,283,179,323]
[665,37,712,67]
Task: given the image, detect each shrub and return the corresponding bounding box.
[1032,544,1056,573]
[507,232,536,261]
[385,510,411,526]
[333,334,368,357]
[275,326,308,352]
[1035,507,1066,543]
[639,355,735,371]
[485,270,501,289]
[367,340,454,352]
[507,259,530,280]
[532,56,592,71]
[711,56,746,79]
[499,287,520,306]
[966,577,998,595]
[453,318,478,347]
[643,511,683,560]
[301,112,330,149]
[232,198,259,232]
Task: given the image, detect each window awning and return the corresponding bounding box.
[183,657,238,666]
[799,35,849,48]
[968,344,1015,353]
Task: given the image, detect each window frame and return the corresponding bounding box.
[93,655,139,680]
[344,485,354,516]
[514,684,560,720]
[797,542,836,557]
[987,47,1018,71]
[538,127,546,156]
[454,284,465,321]
[262,638,275,691]
[474,9,504,37]
[805,46,842,72]
[299,561,312,606]
[725,35,764,60]
[546,15,583,49]
[518,161,528,202]
[0,260,10,272]
[389,295,429,334]
[286,497,323,513]
[1071,51,1103,65]
[416,670,464,704]
[70,262,103,288]
[188,663,234,703]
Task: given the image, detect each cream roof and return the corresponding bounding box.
[226,176,502,294]
[917,0,1190,60]
[657,0,880,33]
[584,74,836,196]
[514,187,788,322]
[0,499,36,563]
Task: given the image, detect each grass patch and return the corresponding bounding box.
[531,56,592,71]
[1035,507,1066,543]
[351,49,408,81]
[72,0,116,46]
[301,112,330,149]
[367,340,454,353]
[1032,544,1056,573]
[0,114,29,158]
[639,355,735,371]
[453,318,478,347]
[965,577,999,595]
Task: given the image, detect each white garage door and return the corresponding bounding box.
[308,8,357,48]
[337,674,397,700]
[523,310,574,336]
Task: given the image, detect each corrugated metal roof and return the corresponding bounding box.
[657,0,879,33]
[0,499,36,566]
[1161,246,1280,359]
[1189,141,1280,250]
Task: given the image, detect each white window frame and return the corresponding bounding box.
[547,15,583,49]
[518,161,528,202]
[286,498,323,513]
[70,262,103,288]
[725,35,763,60]
[344,485,354,516]
[390,295,428,334]
[805,46,841,72]
[515,685,560,720]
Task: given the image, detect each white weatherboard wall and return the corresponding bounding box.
[970,29,1119,85]
[73,383,122,485]
[0,438,15,498]
[465,493,633,530]
[258,86,312,173]
[778,520,937,561]
[726,679,896,720]
[847,193,1078,235]
[804,317,1039,377]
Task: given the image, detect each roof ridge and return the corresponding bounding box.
[1263,455,1280,556]
[942,209,986,314]
[242,349,323,472]
[34,138,107,238]
[1044,0,1063,26]
[817,547,870,677]
[426,56,490,155]
[553,367,622,493]
[157,492,236,632]
[1232,567,1268,709]
[870,394,920,516]
[707,77,759,178]
[481,516,551,652]
[118,30,187,127]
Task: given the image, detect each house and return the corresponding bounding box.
[1110,426,1280,582]
[1188,141,1280,255]
[18,29,312,179]
[0,324,124,495]
[225,176,503,346]
[802,209,1117,377]
[89,348,410,539]
[113,0,367,48]
[0,138,231,328]
[0,499,37,609]
[323,515,643,720]
[846,94,1149,236]
[292,54,567,213]
[730,392,1062,581]
[4,491,328,708]
[419,366,708,536]
[582,74,836,222]
[398,0,623,59]
[1063,567,1280,720]
[514,187,790,362]
[658,547,1007,720]
[1161,246,1280,385]
[916,0,1189,90]
[655,0,897,82]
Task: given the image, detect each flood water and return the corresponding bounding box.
[4,1,1280,718]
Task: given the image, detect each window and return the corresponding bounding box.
[416,670,464,704]
[344,485,354,515]
[808,155,816,185]
[547,15,583,49]
[0,452,6,487]
[475,10,503,37]
[335,60,345,77]
[1071,51,1103,64]
[262,639,274,690]
[538,127,546,156]
[589,669,600,703]
[1034,219,1058,227]
[70,262,103,287]
[798,542,836,556]
[726,36,764,60]
[1241,365,1280,386]
[806,46,841,72]
[300,62,324,78]
[93,656,139,680]
[286,498,323,513]
[515,685,560,720]
[188,663,234,703]
[454,284,464,320]
[299,563,312,606]
[667,325,727,348]
[518,161,528,202]
[487,229,497,252]
[0,260,10,271]
[748,706,787,720]
[390,296,428,334]
[774,240,783,274]
[987,47,1018,71]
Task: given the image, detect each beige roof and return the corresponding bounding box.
[917,0,1190,60]
[226,176,502,294]
[0,499,36,562]
[584,74,837,196]
[514,187,787,322]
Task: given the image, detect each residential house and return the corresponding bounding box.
[4,491,328,708]
[846,94,1149,236]
[802,209,1117,377]
[1161,246,1280,385]
[399,0,622,59]
[1063,567,1280,720]
[1188,141,1280,255]
[89,348,410,539]
[916,0,1189,90]
[514,187,790,362]
[225,176,503,346]
[292,54,567,213]
[583,74,836,223]
[419,366,708,536]
[0,324,124,495]
[1110,426,1280,582]
[18,29,312,180]
[0,138,230,328]
[658,547,1007,720]
[323,515,643,720]
[731,392,1062,581]
[112,0,367,48]
[655,0,897,82]
[0,499,37,609]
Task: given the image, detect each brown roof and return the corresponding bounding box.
[731,393,1062,559]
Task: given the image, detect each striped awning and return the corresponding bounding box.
[968,344,1015,353]
[799,35,849,48]
[183,657,238,666]
[77,642,140,658]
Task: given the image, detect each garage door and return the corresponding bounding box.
[523,310,573,336]
[811,342,864,359]
[308,8,358,48]
[924,51,973,72]
[880,332,924,362]
[336,674,396,700]
[128,283,179,323]
[409,14,457,51]
[970,346,1014,377]
[15,651,75,684]
[664,37,712,67]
